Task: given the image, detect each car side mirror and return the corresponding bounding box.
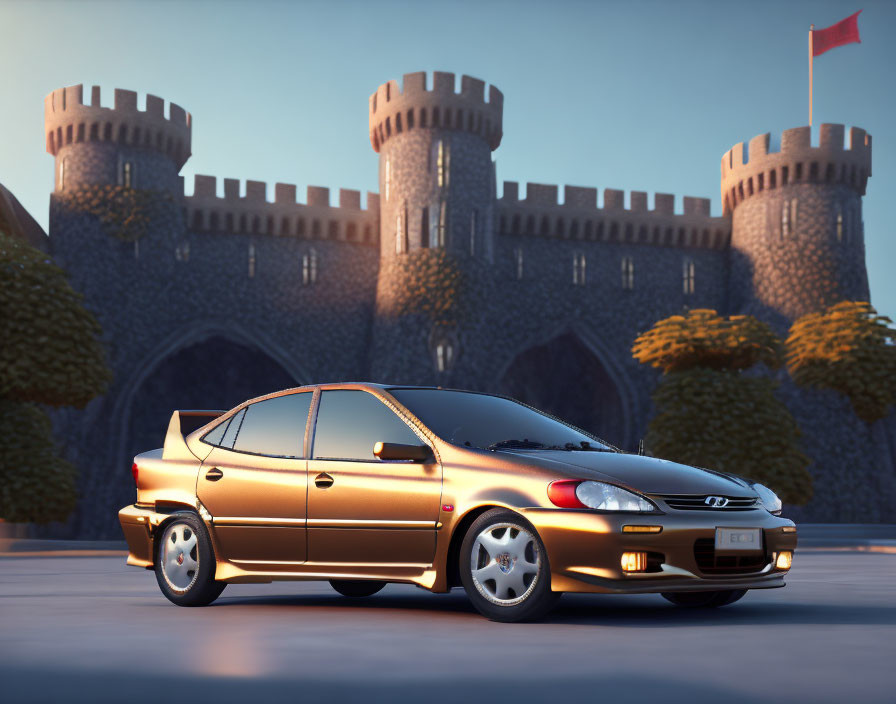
[373,442,432,462]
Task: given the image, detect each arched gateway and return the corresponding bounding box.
[76,328,306,538]
[499,332,633,450]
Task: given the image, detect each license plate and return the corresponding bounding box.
[715,527,762,554]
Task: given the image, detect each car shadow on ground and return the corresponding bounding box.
[210,589,896,627]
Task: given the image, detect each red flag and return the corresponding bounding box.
[812,10,862,57]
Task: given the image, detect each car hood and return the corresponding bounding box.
[501,450,753,496]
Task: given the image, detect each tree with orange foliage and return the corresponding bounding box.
[633,309,812,505]
[786,301,896,424]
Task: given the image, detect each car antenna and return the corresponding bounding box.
[638,439,645,456]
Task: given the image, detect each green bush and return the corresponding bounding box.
[0,231,111,407]
[0,229,110,523]
[0,400,78,523]
[634,309,812,505]
[645,368,812,504]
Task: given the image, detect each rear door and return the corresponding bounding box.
[306,389,442,568]
[197,391,313,570]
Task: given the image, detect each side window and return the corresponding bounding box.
[221,408,245,449]
[312,390,420,461]
[201,416,231,446]
[231,393,313,458]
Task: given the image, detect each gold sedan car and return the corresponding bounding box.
[119,382,797,622]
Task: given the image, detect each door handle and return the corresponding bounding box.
[205,467,224,482]
[314,472,334,488]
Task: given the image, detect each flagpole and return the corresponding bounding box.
[809,24,814,126]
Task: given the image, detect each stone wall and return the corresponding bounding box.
[48,195,378,537]
[729,183,868,330]
[37,79,894,535]
[55,142,182,194]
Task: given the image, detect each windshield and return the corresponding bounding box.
[388,388,613,452]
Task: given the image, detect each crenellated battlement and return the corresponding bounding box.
[497,182,729,250]
[721,124,872,216]
[184,175,379,245]
[368,71,503,153]
[45,84,192,169]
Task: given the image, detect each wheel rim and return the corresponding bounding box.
[470,522,541,606]
[160,521,199,592]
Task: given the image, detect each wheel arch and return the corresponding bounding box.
[150,507,208,565]
[443,503,540,589]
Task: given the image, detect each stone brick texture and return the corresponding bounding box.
[36,76,895,537]
[729,183,869,329]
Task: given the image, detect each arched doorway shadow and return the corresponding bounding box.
[499,330,634,449]
[99,323,309,532]
[124,335,300,462]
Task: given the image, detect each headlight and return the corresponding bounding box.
[751,482,782,515]
[548,480,656,512]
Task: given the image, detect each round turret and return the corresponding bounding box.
[723,124,872,325]
[368,71,502,261]
[368,71,503,384]
[45,84,192,194]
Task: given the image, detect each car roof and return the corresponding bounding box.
[233,382,496,408]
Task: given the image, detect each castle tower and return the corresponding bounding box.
[45,84,191,196]
[723,124,872,327]
[368,72,503,383]
[369,71,502,260]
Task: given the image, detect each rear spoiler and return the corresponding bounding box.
[162,410,224,460]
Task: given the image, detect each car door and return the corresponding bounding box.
[306,389,442,568]
[197,391,313,570]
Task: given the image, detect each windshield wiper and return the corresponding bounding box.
[543,441,615,452]
[487,439,546,451]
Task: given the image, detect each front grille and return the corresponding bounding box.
[693,538,770,575]
[661,495,759,511]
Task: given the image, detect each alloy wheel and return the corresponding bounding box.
[469,522,541,606]
[160,521,199,592]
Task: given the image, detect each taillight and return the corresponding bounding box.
[547,480,586,508]
[131,462,139,485]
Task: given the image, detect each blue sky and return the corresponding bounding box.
[2,0,894,315]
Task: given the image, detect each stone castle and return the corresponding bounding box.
[41,72,894,537]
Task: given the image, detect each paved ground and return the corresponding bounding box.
[1,551,894,703]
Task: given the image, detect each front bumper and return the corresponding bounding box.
[521,507,797,594]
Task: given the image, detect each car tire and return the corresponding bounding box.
[459,508,560,623]
[329,580,387,597]
[154,513,226,607]
[661,589,747,608]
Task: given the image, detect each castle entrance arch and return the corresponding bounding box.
[94,335,302,533]
[124,335,300,465]
[499,332,629,449]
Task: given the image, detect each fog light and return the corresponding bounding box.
[621,552,647,572]
[776,551,793,570]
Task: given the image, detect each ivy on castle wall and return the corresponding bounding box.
[0,231,110,523]
[633,309,812,505]
[56,184,177,242]
[786,301,896,424]
[381,248,464,326]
